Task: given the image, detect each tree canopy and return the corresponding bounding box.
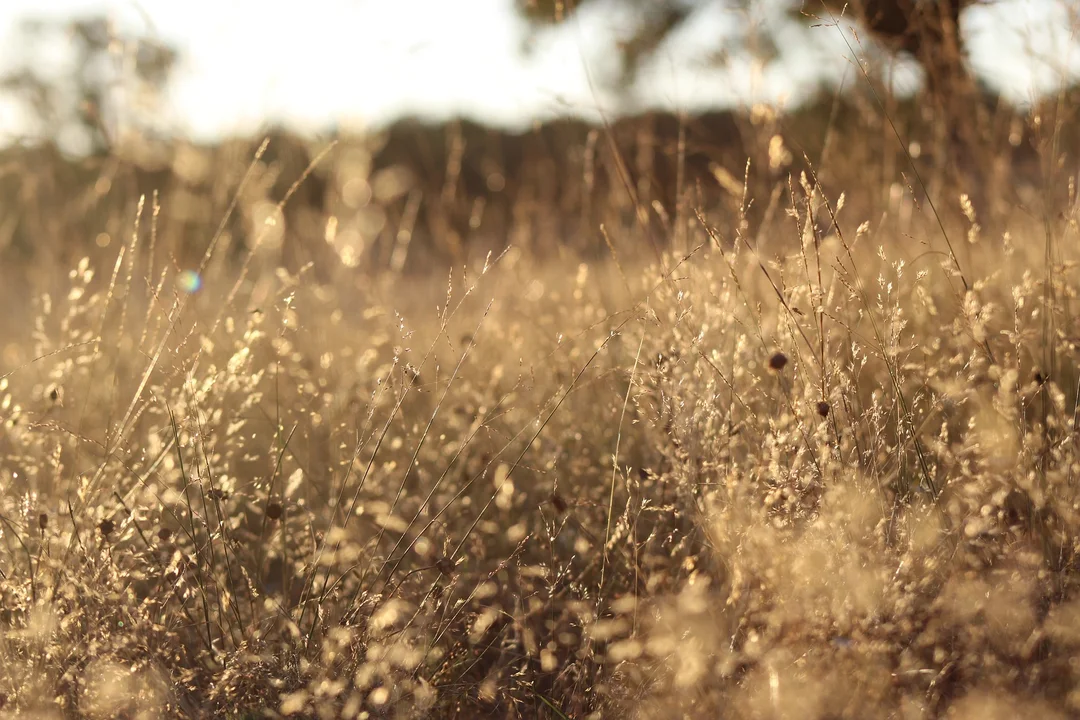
[516,1,979,100]
[0,16,178,155]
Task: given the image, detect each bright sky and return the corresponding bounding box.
[0,0,1076,143]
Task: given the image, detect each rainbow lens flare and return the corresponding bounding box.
[177,270,203,294]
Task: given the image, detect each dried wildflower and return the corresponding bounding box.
[435,557,456,576]
[816,400,830,418]
[768,352,788,371]
[266,502,283,520]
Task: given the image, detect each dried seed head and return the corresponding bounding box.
[99,518,115,537]
[768,352,788,371]
[38,513,48,530]
[158,527,173,542]
[816,401,830,418]
[266,502,283,520]
[550,492,568,514]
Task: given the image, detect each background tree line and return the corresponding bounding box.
[0,2,1075,274]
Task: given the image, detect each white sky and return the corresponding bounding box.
[0,0,1076,143]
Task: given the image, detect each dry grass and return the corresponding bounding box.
[1,77,1080,720]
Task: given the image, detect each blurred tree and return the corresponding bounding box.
[0,15,178,156]
[517,1,976,91]
[517,1,986,136]
[516,0,1040,206]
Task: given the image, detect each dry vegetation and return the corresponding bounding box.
[2,45,1080,720]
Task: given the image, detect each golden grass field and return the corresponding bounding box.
[1,80,1080,719]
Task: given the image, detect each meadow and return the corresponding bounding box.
[0,76,1079,719]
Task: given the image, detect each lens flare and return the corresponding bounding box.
[177,270,202,294]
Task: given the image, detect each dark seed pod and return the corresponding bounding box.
[99,518,115,537]
[550,492,568,514]
[38,513,48,530]
[816,401,831,418]
[158,527,173,542]
[768,352,788,371]
[266,502,283,520]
